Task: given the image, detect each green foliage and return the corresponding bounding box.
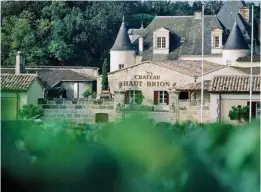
[101,58,109,90]
[136,93,144,105]
[228,105,249,124]
[46,86,64,98]
[1,1,229,67]
[82,89,92,98]
[1,117,260,191]
[18,104,43,120]
[91,91,97,99]
[82,84,92,98]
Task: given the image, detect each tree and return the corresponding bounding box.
[101,58,109,91]
[228,105,249,124]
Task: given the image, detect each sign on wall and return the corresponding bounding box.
[118,72,172,88]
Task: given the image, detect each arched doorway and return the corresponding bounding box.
[95,113,109,123]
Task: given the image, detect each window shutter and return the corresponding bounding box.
[154,91,158,105]
[125,91,129,104]
[166,92,169,105]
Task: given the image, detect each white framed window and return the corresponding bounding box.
[159,91,168,104]
[129,90,138,103]
[214,36,220,48]
[157,37,166,48]
[119,64,124,69]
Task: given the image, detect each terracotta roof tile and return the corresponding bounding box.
[176,80,211,91]
[209,75,260,93]
[0,67,97,88]
[1,74,37,92]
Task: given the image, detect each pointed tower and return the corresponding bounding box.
[110,16,135,72]
[222,21,249,65]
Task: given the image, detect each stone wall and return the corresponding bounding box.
[176,100,210,122]
[38,99,119,123]
[38,98,210,123]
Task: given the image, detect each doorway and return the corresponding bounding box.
[95,113,109,123]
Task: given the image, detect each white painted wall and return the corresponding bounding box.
[108,62,194,105]
[110,51,136,72]
[209,93,219,122]
[210,93,260,124]
[222,49,250,64]
[27,80,44,106]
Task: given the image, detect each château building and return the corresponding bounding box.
[97,1,260,105]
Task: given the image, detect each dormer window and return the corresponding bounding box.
[157,37,166,48]
[153,27,169,54]
[211,28,223,54]
[214,36,220,48]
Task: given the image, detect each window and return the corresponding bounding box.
[125,90,141,104]
[119,64,124,69]
[247,101,261,119]
[159,91,168,104]
[154,91,169,105]
[214,36,220,48]
[157,37,166,48]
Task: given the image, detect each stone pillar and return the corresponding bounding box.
[209,93,219,123]
[169,90,180,121]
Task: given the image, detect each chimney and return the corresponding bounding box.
[194,11,202,20]
[15,51,25,75]
[139,36,143,53]
[239,6,249,23]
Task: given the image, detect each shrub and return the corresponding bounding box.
[46,86,65,98]
[82,89,92,98]
[228,105,249,124]
[136,93,144,105]
[19,104,43,120]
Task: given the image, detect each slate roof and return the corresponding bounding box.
[1,67,97,88]
[236,53,261,62]
[111,19,134,51]
[129,15,223,61]
[176,80,211,91]
[108,60,225,77]
[0,74,38,92]
[209,75,260,93]
[223,21,249,50]
[217,1,247,33]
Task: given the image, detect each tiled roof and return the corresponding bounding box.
[108,60,225,77]
[111,19,134,51]
[209,75,260,93]
[151,60,225,77]
[1,74,38,92]
[236,54,261,62]
[223,21,249,50]
[176,80,211,91]
[1,67,97,88]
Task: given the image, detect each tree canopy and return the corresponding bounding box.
[0,1,237,68]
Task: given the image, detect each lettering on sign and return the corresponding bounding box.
[119,72,171,87]
[121,81,170,87]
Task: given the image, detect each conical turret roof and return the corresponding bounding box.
[111,17,134,51]
[223,21,249,50]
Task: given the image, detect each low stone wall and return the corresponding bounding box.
[176,100,210,122]
[38,99,119,123]
[38,99,210,123]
